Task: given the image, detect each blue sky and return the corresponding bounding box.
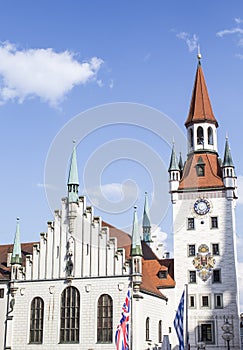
[1,1,243,308]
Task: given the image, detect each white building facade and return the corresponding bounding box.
[170,57,240,349]
[0,57,241,350]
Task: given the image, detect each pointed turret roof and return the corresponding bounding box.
[131,207,143,257]
[68,141,79,185]
[223,137,234,167]
[67,141,79,203]
[11,218,22,265]
[185,57,218,128]
[178,152,184,171]
[143,192,151,228]
[168,143,179,171]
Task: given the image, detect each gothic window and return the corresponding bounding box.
[60,286,80,343]
[199,322,215,343]
[190,128,194,148]
[187,218,195,230]
[212,269,221,283]
[97,294,113,343]
[158,320,162,343]
[188,244,196,256]
[212,244,219,255]
[146,317,150,341]
[134,258,141,274]
[29,297,44,344]
[214,294,223,308]
[197,126,204,145]
[208,127,214,145]
[211,217,218,229]
[189,270,196,283]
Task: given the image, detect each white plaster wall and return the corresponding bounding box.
[10,277,132,350]
[0,283,8,350]
[173,191,240,349]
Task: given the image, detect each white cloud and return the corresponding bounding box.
[235,17,243,25]
[151,224,168,242]
[143,52,151,62]
[217,19,243,48]
[109,79,114,89]
[85,182,136,206]
[101,183,124,202]
[176,32,199,52]
[96,79,103,88]
[216,27,243,38]
[237,175,243,204]
[0,41,103,106]
[150,224,168,258]
[36,183,57,190]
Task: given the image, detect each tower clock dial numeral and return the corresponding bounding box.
[194,199,210,215]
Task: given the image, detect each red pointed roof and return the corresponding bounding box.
[179,153,224,190]
[185,62,218,127]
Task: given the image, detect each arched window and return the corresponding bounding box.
[97,294,113,343]
[60,286,80,343]
[190,128,194,147]
[197,126,204,145]
[158,320,162,343]
[29,297,44,344]
[208,127,213,145]
[146,317,150,341]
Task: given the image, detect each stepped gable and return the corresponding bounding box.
[0,221,175,299]
[102,221,131,259]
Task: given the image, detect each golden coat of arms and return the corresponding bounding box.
[193,244,215,281]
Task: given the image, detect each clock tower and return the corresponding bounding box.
[170,55,240,349]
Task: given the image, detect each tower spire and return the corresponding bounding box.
[143,192,151,242]
[67,141,79,203]
[223,137,234,167]
[185,56,218,128]
[131,206,143,256]
[168,143,179,171]
[11,218,22,265]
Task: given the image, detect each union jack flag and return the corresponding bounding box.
[115,288,131,350]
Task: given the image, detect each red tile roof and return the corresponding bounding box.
[0,242,35,280]
[185,63,218,127]
[179,153,224,190]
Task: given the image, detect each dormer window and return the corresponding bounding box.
[197,126,204,145]
[158,270,168,279]
[196,156,205,176]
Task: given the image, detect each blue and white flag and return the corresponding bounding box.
[173,290,185,350]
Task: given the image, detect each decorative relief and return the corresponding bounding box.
[193,244,215,281]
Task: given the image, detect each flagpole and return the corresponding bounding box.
[185,284,188,350]
[130,284,133,350]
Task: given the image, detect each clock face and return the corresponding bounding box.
[194,199,210,215]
